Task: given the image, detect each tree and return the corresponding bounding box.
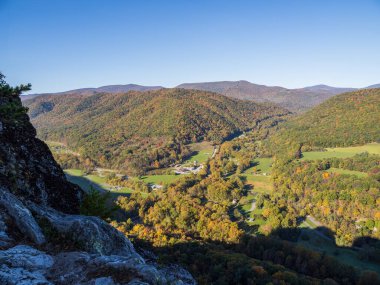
[80,187,115,219]
[0,72,31,96]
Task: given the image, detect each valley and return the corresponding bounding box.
[45,115,380,276]
[4,1,380,283]
[13,79,380,283]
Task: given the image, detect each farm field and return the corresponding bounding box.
[244,175,273,193]
[242,158,273,193]
[301,142,380,161]
[239,157,274,228]
[184,141,214,165]
[326,167,368,178]
[65,168,185,194]
[240,158,274,229]
[244,157,272,174]
[64,169,137,196]
[140,174,182,185]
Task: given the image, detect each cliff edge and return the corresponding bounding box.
[0,75,195,284]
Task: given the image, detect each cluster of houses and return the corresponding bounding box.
[151,184,163,190]
[174,162,204,175]
[98,161,205,192]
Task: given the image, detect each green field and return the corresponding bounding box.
[184,141,214,164]
[326,143,380,155]
[242,158,273,193]
[140,174,182,185]
[64,169,136,196]
[244,158,272,174]
[245,175,273,193]
[301,142,380,161]
[326,167,368,178]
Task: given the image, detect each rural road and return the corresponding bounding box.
[211,146,218,158]
[249,200,256,212]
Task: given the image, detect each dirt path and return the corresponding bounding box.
[249,200,256,212]
[211,146,218,158]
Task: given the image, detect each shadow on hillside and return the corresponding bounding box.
[268,225,380,273]
[65,173,131,199]
[133,225,380,285]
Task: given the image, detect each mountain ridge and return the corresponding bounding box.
[24,88,290,173]
[177,80,356,112]
[22,80,380,112]
[21,83,164,101]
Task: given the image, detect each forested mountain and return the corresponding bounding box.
[21,84,164,101]
[177,80,355,112]
[24,88,289,173]
[269,88,380,155]
[263,88,380,247]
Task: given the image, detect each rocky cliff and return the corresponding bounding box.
[0,77,195,284]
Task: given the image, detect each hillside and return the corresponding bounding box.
[0,74,195,284]
[269,88,380,154]
[264,88,380,250]
[24,88,290,173]
[177,80,355,112]
[21,83,164,101]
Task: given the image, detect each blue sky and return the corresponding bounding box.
[1,0,380,93]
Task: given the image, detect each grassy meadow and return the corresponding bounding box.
[301,142,380,161]
[184,141,214,165]
[64,169,137,196]
[326,167,368,178]
[140,174,182,185]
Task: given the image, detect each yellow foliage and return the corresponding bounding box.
[322,172,330,179]
[262,208,271,218]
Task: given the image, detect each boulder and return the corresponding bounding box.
[29,204,139,257]
[0,245,53,285]
[0,188,45,245]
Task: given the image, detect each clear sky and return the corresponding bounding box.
[1,0,380,93]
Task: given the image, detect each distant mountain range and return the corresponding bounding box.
[367,83,380,89]
[22,80,380,112]
[22,84,164,101]
[177,81,356,112]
